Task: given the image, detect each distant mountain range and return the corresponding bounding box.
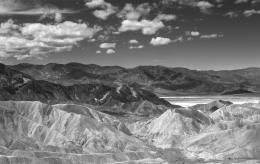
[0,63,175,116]
[10,63,260,96]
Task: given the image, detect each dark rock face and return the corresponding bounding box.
[10,63,260,95]
[0,63,177,116]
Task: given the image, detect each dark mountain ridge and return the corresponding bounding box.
[0,63,176,116]
[10,63,260,96]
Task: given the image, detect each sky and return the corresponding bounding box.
[0,0,259,70]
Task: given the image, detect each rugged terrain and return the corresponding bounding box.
[0,63,176,116]
[0,100,260,163]
[10,63,260,96]
[127,101,260,163]
[0,101,179,164]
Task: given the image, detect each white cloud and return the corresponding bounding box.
[243,9,260,17]
[99,43,116,49]
[93,8,116,20]
[155,14,177,21]
[235,0,248,4]
[252,0,260,4]
[117,3,152,21]
[150,37,171,46]
[172,36,184,43]
[119,19,165,35]
[190,31,200,36]
[106,49,115,54]
[196,1,213,13]
[21,21,101,45]
[117,4,174,36]
[0,8,76,15]
[86,0,117,20]
[117,3,141,20]
[225,11,239,18]
[0,0,76,15]
[40,12,63,22]
[129,39,139,44]
[200,34,223,39]
[129,45,144,49]
[0,20,101,60]
[96,50,102,54]
[85,0,106,8]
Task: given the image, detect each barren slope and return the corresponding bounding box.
[0,101,180,164]
[128,101,260,163]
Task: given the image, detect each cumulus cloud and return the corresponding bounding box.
[252,0,260,4]
[243,9,260,17]
[0,0,77,15]
[85,0,105,8]
[40,12,63,22]
[196,1,214,13]
[93,7,116,20]
[225,11,239,18]
[117,3,176,35]
[129,39,139,44]
[200,34,223,39]
[117,3,152,21]
[86,0,117,20]
[235,0,249,4]
[106,49,115,54]
[0,19,101,60]
[119,19,165,35]
[186,31,200,36]
[99,43,116,49]
[150,37,171,46]
[96,50,102,54]
[129,45,144,49]
[155,14,177,22]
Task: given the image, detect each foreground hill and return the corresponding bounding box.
[0,63,176,116]
[11,63,260,96]
[0,101,186,164]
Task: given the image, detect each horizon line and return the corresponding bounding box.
[2,62,260,72]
